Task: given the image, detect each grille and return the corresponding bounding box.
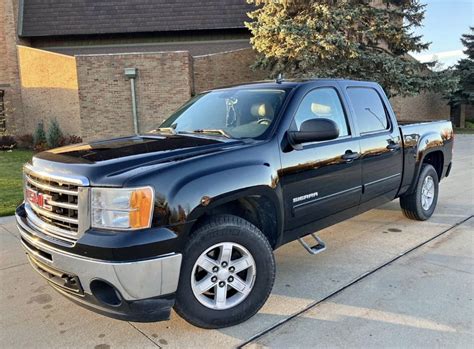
[24,165,89,244]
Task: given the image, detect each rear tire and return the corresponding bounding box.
[400,164,439,221]
[174,214,275,329]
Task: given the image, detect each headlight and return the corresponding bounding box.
[91,187,154,230]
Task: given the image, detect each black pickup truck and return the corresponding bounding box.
[16,79,453,328]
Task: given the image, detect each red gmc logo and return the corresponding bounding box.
[26,188,52,211]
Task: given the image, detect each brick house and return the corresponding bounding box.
[1,0,452,141]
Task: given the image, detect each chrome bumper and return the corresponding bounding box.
[16,212,182,301]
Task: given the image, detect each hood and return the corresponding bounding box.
[32,134,243,186]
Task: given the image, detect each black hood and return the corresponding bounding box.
[32,134,243,186]
[36,135,224,164]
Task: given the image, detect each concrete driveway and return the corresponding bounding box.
[1,135,473,349]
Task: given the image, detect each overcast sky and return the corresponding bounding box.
[411,0,473,67]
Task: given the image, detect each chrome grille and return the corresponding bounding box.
[23,164,89,244]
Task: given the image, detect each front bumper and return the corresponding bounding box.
[16,206,182,322]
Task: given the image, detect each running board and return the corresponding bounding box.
[298,233,327,255]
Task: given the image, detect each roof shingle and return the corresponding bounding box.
[20,0,254,37]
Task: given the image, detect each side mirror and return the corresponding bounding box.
[287,118,340,145]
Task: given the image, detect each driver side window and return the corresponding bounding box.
[294,88,350,137]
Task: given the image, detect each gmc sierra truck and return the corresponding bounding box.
[17,79,453,329]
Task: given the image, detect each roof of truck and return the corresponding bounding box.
[210,78,380,91]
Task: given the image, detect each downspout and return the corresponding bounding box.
[130,77,138,134]
[124,68,139,134]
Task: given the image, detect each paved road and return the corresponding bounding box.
[0,135,472,349]
[245,218,473,349]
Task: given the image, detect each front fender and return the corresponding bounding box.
[171,162,281,217]
[164,161,283,234]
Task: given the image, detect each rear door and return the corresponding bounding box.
[279,84,362,233]
[341,83,403,205]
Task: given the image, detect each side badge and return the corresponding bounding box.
[293,192,319,204]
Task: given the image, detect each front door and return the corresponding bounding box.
[279,86,362,235]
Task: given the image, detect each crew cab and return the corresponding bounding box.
[16,79,453,328]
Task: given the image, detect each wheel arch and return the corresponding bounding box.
[421,150,444,179]
[405,131,446,195]
[187,192,283,249]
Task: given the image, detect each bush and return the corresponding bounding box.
[46,119,64,149]
[66,134,83,145]
[33,121,47,151]
[24,120,81,152]
[16,134,34,149]
[0,135,16,150]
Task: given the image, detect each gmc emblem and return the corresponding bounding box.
[26,188,53,211]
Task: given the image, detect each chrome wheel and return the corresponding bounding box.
[421,175,435,210]
[191,242,256,310]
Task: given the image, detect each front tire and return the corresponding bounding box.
[174,214,275,329]
[400,164,439,221]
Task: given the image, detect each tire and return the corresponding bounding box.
[174,214,275,329]
[400,164,439,221]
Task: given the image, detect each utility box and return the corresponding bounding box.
[124,68,137,79]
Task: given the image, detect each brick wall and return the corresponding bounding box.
[390,92,450,122]
[8,43,454,140]
[0,0,9,84]
[76,51,192,141]
[0,0,28,135]
[74,48,263,141]
[192,48,451,123]
[193,48,268,94]
[17,46,81,136]
[451,103,474,127]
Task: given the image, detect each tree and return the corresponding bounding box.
[46,118,64,149]
[449,27,474,106]
[33,121,46,147]
[246,0,457,97]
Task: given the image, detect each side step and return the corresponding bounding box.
[298,233,327,255]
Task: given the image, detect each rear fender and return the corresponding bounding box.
[407,131,445,193]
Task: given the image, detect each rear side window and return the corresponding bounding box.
[347,87,389,134]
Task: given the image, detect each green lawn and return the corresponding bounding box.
[0,150,34,217]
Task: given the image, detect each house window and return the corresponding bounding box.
[0,90,5,133]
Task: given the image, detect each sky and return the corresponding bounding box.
[411,0,473,68]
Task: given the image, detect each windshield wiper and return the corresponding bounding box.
[148,127,177,135]
[149,127,232,139]
[191,129,232,138]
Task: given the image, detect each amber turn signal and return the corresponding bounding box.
[129,187,154,229]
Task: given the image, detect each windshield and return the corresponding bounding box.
[156,88,289,139]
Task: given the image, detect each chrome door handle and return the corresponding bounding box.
[342,150,360,162]
[387,142,401,151]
